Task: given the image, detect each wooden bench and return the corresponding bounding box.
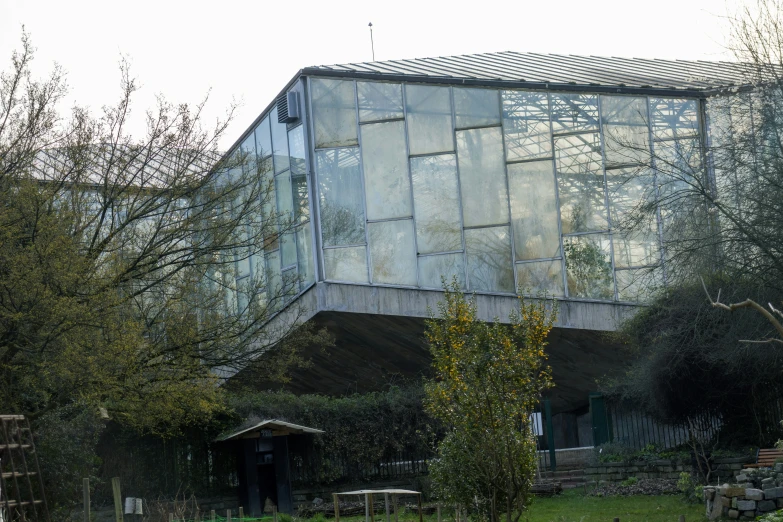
[745,448,783,468]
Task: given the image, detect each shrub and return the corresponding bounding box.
[620,476,638,486]
[677,472,702,504]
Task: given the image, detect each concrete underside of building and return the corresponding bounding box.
[250,282,636,413]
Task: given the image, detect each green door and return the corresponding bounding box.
[589,393,611,446]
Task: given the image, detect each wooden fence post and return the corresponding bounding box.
[210,510,215,522]
[436,503,441,522]
[333,494,340,522]
[226,509,231,522]
[83,478,90,522]
[273,506,278,522]
[169,514,174,522]
[111,477,123,522]
[239,507,244,521]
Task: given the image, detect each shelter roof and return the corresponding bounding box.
[303,51,766,96]
[217,419,324,441]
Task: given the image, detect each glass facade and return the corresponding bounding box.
[217,75,707,315]
[310,79,705,303]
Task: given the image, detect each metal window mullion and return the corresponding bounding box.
[562,229,611,237]
[400,83,421,289]
[354,80,372,284]
[506,155,556,165]
[647,97,668,287]
[323,243,367,250]
[463,222,512,230]
[417,249,464,258]
[597,95,619,301]
[515,256,563,265]
[305,76,327,283]
[547,92,569,298]
[366,216,414,224]
[448,85,469,291]
[498,88,519,294]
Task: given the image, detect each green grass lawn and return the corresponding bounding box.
[523,489,705,522]
[300,490,706,522]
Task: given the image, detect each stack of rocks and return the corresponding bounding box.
[704,465,783,520]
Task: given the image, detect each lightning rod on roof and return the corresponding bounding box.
[368,22,375,61]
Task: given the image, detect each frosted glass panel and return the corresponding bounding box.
[507,160,560,260]
[288,125,306,175]
[360,121,412,220]
[236,256,251,279]
[323,246,368,283]
[276,171,293,220]
[406,85,454,155]
[410,154,462,254]
[601,96,648,125]
[296,224,315,288]
[316,148,365,246]
[418,253,466,289]
[358,82,403,122]
[563,234,614,299]
[516,260,564,297]
[465,226,514,293]
[457,127,509,227]
[266,250,283,297]
[368,220,417,285]
[554,133,608,233]
[650,98,699,140]
[270,106,290,174]
[502,91,552,161]
[454,88,500,129]
[550,93,599,133]
[311,78,358,149]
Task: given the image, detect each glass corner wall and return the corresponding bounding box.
[308,75,706,304]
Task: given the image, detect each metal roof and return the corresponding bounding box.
[217,419,324,441]
[303,51,762,96]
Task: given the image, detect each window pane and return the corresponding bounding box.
[616,267,662,303]
[358,81,403,122]
[288,125,306,175]
[602,95,650,168]
[236,256,251,279]
[607,167,659,268]
[296,223,315,288]
[276,171,293,218]
[368,219,417,285]
[360,121,412,220]
[454,87,500,129]
[502,91,551,161]
[255,116,273,159]
[550,93,599,133]
[280,232,297,268]
[312,78,358,149]
[508,160,560,260]
[554,133,608,233]
[651,98,699,140]
[516,260,564,297]
[270,106,290,174]
[266,249,283,298]
[418,253,466,289]
[240,133,256,174]
[465,226,514,293]
[563,234,614,300]
[324,246,368,283]
[316,148,365,246]
[406,85,454,155]
[410,154,462,254]
[292,171,309,223]
[457,126,509,227]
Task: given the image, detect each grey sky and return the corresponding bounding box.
[1,0,742,148]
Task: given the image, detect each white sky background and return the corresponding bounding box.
[1,0,746,150]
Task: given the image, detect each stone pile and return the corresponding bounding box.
[704,464,783,520]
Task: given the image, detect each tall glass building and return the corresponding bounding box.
[222,51,749,424]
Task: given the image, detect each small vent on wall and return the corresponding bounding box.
[277,91,300,123]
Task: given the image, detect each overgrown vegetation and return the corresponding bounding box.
[423,283,555,522]
[228,385,437,486]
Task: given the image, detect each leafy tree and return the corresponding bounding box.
[423,283,555,522]
[0,31,331,504]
